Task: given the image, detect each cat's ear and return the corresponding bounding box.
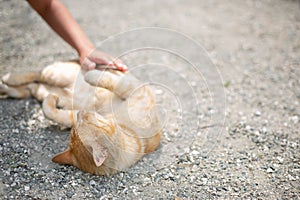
[52,149,74,165]
[92,144,108,167]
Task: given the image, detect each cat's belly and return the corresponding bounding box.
[62,81,115,115]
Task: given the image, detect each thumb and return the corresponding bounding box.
[82,58,96,70]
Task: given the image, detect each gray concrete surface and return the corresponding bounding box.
[0,0,299,199]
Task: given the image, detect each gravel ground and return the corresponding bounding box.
[1,0,300,199]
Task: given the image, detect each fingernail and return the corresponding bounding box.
[120,64,128,70]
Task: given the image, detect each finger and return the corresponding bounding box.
[96,63,117,70]
[114,62,128,72]
[106,62,127,71]
[112,58,128,71]
[88,50,128,71]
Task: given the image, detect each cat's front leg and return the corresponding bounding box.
[2,71,41,86]
[84,70,141,99]
[42,94,78,127]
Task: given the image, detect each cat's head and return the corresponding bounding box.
[52,111,116,175]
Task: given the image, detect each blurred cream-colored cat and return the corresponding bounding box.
[0,61,162,175]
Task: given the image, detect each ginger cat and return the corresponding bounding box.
[0,61,162,175]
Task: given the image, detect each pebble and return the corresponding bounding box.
[262,127,267,133]
[142,177,151,187]
[190,150,200,155]
[155,89,163,95]
[288,174,296,181]
[291,115,299,124]
[201,178,208,185]
[24,186,30,191]
[89,180,96,186]
[191,165,198,172]
[254,111,261,116]
[277,157,284,164]
[266,168,274,173]
[254,130,260,136]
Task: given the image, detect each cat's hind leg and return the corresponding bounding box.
[42,94,78,127]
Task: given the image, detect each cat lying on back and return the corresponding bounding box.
[0,61,162,175]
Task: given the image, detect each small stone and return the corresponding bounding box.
[272,164,279,171]
[288,174,296,181]
[90,180,96,186]
[155,89,163,95]
[187,155,195,163]
[255,111,261,116]
[247,164,254,170]
[100,195,108,200]
[291,115,299,124]
[71,181,78,186]
[266,168,274,173]
[66,191,74,198]
[191,165,198,172]
[262,127,267,133]
[190,176,196,182]
[144,177,151,182]
[168,173,174,179]
[24,186,30,191]
[201,178,208,185]
[263,120,269,125]
[190,150,200,155]
[254,130,260,136]
[233,187,239,192]
[277,157,284,164]
[12,129,19,133]
[142,177,151,187]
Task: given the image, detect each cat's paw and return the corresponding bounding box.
[2,73,13,86]
[0,81,9,96]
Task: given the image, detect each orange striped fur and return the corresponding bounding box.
[0,61,162,175]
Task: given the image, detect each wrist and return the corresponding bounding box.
[78,44,95,65]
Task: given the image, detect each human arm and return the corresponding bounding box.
[27,0,127,71]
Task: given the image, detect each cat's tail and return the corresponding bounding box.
[84,70,141,99]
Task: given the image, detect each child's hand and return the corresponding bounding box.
[81,50,128,72]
